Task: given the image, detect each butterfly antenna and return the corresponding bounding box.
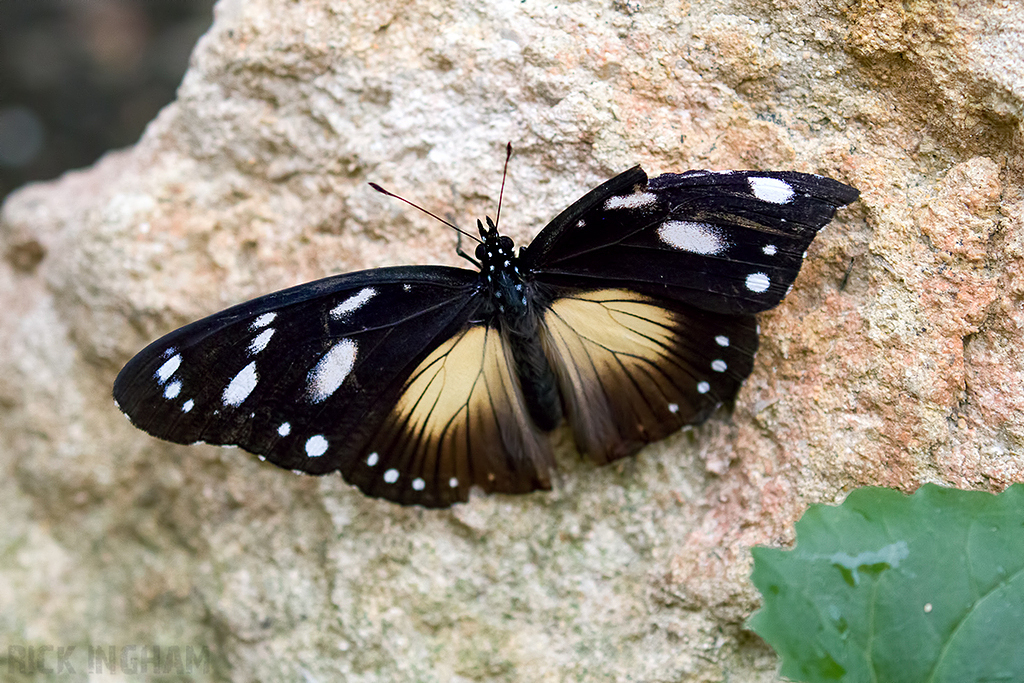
[493,142,513,230]
[368,182,481,244]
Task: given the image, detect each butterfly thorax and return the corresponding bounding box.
[475,218,529,319]
[475,217,562,431]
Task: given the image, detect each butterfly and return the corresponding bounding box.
[113,153,858,507]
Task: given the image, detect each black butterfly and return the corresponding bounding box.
[113,159,858,507]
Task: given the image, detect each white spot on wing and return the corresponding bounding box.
[155,354,181,383]
[748,177,794,204]
[384,468,399,484]
[603,192,657,210]
[252,312,277,329]
[182,399,194,413]
[307,339,357,403]
[278,422,291,437]
[763,244,778,256]
[305,435,328,457]
[330,287,377,319]
[222,361,258,406]
[366,452,379,467]
[745,272,771,293]
[697,381,711,394]
[248,328,275,355]
[712,359,728,373]
[412,477,425,491]
[658,221,728,255]
[668,403,679,414]
[449,477,458,488]
[163,380,182,399]
[715,335,730,347]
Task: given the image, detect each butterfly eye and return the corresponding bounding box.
[475,243,488,261]
[499,236,513,251]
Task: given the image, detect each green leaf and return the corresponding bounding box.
[748,484,1024,683]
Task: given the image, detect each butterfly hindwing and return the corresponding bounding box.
[523,167,860,314]
[351,323,554,507]
[538,288,758,463]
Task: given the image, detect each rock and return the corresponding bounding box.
[1,0,1022,680]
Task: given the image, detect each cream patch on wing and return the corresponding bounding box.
[541,289,701,462]
[374,322,553,499]
[543,290,678,374]
[394,326,499,440]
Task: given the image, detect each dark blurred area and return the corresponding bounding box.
[0,0,216,204]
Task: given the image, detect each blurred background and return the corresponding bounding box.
[0,0,216,204]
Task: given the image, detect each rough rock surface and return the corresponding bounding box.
[2,0,1022,680]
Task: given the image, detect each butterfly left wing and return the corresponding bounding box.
[523,165,858,462]
[113,266,555,508]
[523,167,859,314]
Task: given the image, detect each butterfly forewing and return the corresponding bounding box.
[523,168,859,314]
[539,289,758,463]
[114,267,483,474]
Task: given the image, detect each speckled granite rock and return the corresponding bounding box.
[1,0,1022,680]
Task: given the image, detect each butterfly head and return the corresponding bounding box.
[474,216,528,317]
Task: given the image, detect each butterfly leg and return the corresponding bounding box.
[456,231,481,267]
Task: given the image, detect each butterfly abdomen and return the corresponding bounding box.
[503,312,562,432]
[479,224,563,432]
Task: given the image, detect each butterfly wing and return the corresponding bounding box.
[523,167,860,314]
[352,322,553,505]
[523,166,858,462]
[113,266,554,507]
[537,288,758,463]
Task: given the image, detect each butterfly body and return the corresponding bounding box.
[473,218,563,432]
[114,165,858,507]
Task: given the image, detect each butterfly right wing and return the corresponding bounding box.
[538,288,759,464]
[113,266,553,508]
[522,166,857,462]
[523,167,859,314]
